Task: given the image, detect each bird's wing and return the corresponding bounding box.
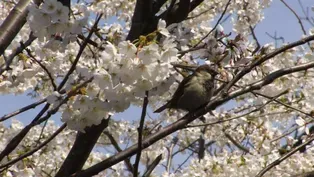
[154,73,194,113]
[169,74,193,108]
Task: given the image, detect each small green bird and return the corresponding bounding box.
[154,64,218,113]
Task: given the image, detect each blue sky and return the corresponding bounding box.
[1,0,314,127]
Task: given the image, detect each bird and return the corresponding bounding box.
[154,64,218,113]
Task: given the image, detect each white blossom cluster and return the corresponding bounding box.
[0,120,108,177]
[185,0,272,39]
[55,27,181,130]
[164,149,314,177]
[27,0,89,51]
[0,120,140,177]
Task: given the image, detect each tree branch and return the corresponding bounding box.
[0,99,46,122]
[223,34,314,94]
[72,59,314,177]
[193,0,232,48]
[133,91,149,177]
[0,0,40,56]
[187,89,288,128]
[57,14,102,91]
[55,117,110,177]
[0,33,36,76]
[0,123,67,170]
[142,154,162,177]
[0,104,50,162]
[25,49,57,91]
[103,131,134,173]
[0,77,93,163]
[255,135,314,177]
[224,132,250,154]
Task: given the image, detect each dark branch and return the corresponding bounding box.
[0,99,46,122]
[255,135,314,177]
[55,118,110,177]
[133,91,149,176]
[0,0,40,56]
[57,14,102,91]
[142,154,162,177]
[72,58,314,177]
[0,124,67,170]
[103,131,134,173]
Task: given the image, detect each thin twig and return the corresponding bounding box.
[298,0,314,26]
[0,77,92,162]
[103,131,134,173]
[265,32,285,47]
[224,132,251,154]
[280,0,307,36]
[0,104,50,162]
[0,99,46,122]
[171,139,199,157]
[0,33,36,75]
[192,0,232,48]
[36,119,49,145]
[255,135,314,177]
[142,154,162,177]
[174,152,194,173]
[25,49,57,91]
[178,44,205,56]
[250,26,260,55]
[133,91,149,177]
[187,90,288,128]
[186,7,214,20]
[271,120,314,143]
[166,138,177,173]
[254,91,314,119]
[0,124,67,170]
[279,0,312,50]
[57,14,102,91]
[222,34,314,95]
[36,77,94,126]
[77,34,105,50]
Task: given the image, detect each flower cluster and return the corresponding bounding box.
[164,149,314,177]
[0,120,97,176]
[27,0,89,51]
[60,37,180,130]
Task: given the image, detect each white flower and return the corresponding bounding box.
[46,91,62,105]
[76,66,93,79]
[41,0,59,14]
[158,19,170,37]
[102,42,118,60]
[133,62,158,80]
[134,78,154,92]
[295,117,310,135]
[160,48,178,63]
[47,22,65,35]
[28,9,51,29]
[138,44,160,65]
[93,69,113,89]
[118,41,137,58]
[51,1,69,23]
[110,99,131,113]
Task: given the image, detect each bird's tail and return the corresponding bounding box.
[154,103,169,113]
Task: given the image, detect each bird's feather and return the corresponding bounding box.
[154,64,218,113]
